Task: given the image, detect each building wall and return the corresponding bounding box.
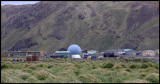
[40,51,44,56]
[8,51,41,57]
[142,51,156,56]
[55,53,71,57]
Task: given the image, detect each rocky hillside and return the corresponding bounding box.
[1,1,159,54]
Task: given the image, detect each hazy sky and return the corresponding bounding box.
[1,1,40,6]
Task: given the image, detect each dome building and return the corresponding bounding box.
[67,44,82,54]
[67,44,82,58]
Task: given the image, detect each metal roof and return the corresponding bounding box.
[9,51,44,52]
[123,49,134,51]
[55,51,71,53]
[143,50,152,51]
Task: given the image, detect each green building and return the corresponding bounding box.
[55,51,72,58]
[123,49,136,55]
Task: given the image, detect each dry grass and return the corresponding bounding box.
[1,59,159,83]
[113,64,123,69]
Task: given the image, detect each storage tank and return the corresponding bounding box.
[67,44,82,54]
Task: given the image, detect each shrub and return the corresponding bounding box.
[140,73,147,79]
[47,65,53,68]
[101,62,114,68]
[145,73,159,83]
[121,64,127,68]
[78,74,98,83]
[92,65,97,69]
[125,68,131,72]
[146,62,153,67]
[154,64,159,70]
[141,63,149,69]
[20,73,29,80]
[35,70,49,80]
[22,68,32,73]
[130,64,137,69]
[1,64,8,69]
[113,64,123,69]
[39,64,43,67]
[74,70,80,76]
[145,67,155,72]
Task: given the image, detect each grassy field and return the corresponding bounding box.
[1,58,159,83]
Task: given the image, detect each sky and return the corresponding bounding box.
[1,1,40,6]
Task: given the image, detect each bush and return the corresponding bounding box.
[121,64,127,68]
[47,65,53,68]
[141,63,149,69]
[154,64,159,70]
[145,67,155,72]
[20,73,29,80]
[78,74,98,83]
[22,68,32,73]
[92,65,97,69]
[113,64,123,69]
[101,62,114,68]
[145,73,159,83]
[125,68,131,72]
[146,62,153,67]
[1,64,8,69]
[130,64,137,69]
[39,64,43,67]
[35,70,49,80]
[74,70,80,76]
[140,73,147,78]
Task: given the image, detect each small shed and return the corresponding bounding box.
[123,49,136,56]
[32,54,39,61]
[87,50,97,55]
[26,54,39,61]
[26,56,32,61]
[72,54,81,58]
[142,50,156,56]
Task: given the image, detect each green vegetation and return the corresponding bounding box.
[130,64,138,69]
[1,1,159,54]
[1,58,159,83]
[145,73,159,83]
[101,62,114,68]
[35,70,49,80]
[141,63,149,69]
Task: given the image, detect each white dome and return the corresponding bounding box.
[67,44,82,54]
